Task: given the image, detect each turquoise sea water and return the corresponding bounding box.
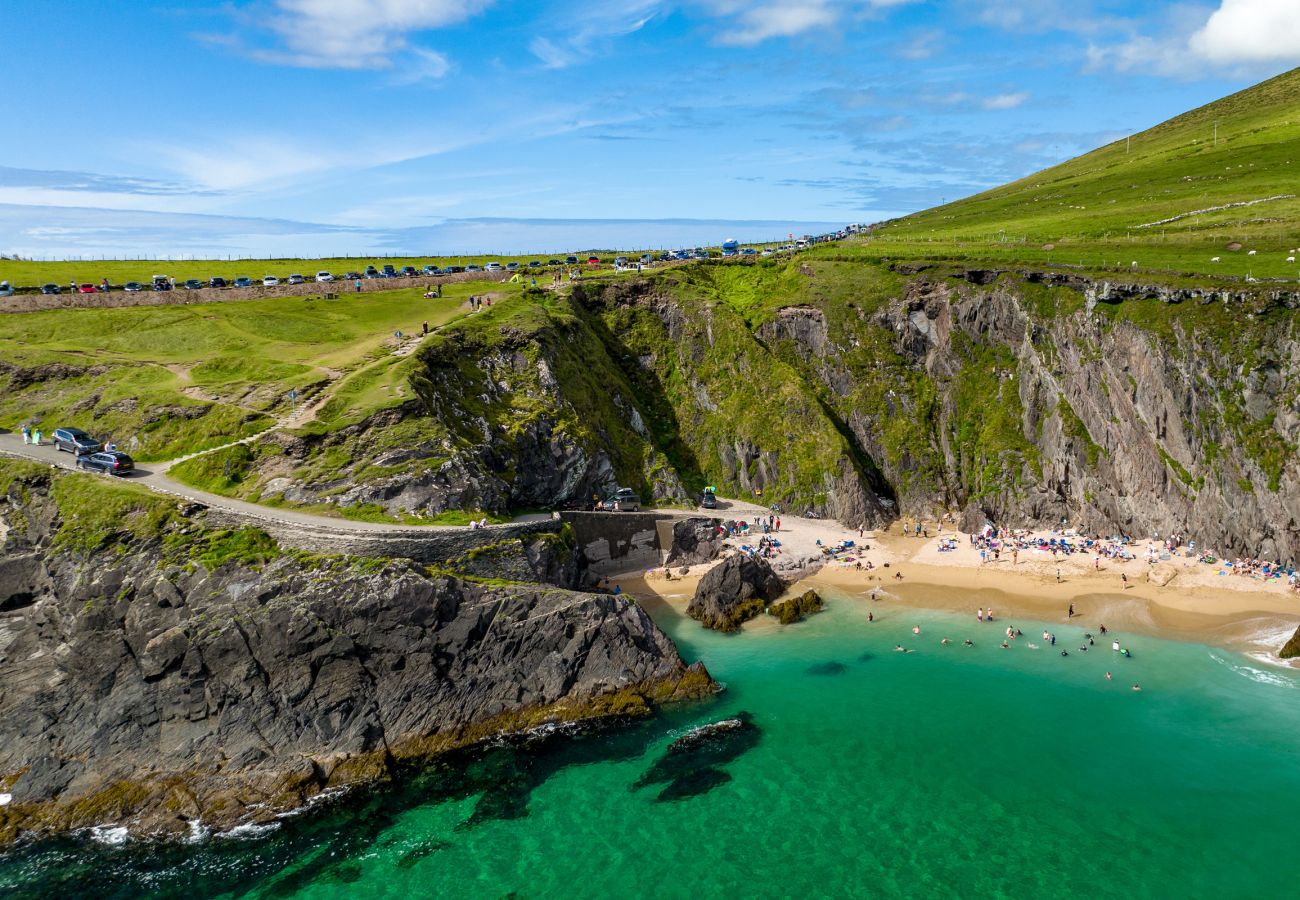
[4,589,1299,899]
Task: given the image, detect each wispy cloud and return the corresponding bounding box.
[528,0,660,69]
[222,0,493,76]
[0,166,214,197]
[701,0,919,47]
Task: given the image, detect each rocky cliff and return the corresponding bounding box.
[177,259,1300,559]
[0,462,712,845]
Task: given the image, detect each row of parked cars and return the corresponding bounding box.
[49,427,135,476]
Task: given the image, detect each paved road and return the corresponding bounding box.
[0,433,471,534]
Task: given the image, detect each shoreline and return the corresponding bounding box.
[612,521,1300,667]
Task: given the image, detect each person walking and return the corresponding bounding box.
[355,279,362,293]
[20,424,30,444]
[422,320,429,336]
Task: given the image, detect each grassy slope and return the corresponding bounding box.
[0,282,501,460]
[857,66,1300,280]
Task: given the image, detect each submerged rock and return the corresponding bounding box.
[806,661,848,676]
[768,589,824,625]
[633,713,761,801]
[686,555,784,632]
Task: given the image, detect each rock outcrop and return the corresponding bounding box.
[663,517,723,567]
[0,464,713,845]
[687,555,785,632]
[768,589,824,625]
[1280,627,1300,659]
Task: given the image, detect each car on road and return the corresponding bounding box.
[152,275,172,291]
[76,450,135,476]
[262,275,280,287]
[601,488,641,512]
[700,491,718,510]
[39,283,60,294]
[315,271,333,282]
[233,277,254,288]
[52,427,102,456]
[183,279,204,290]
[209,276,228,288]
[287,274,305,285]
[400,265,418,277]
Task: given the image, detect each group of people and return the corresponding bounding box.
[19,424,42,445]
[466,517,492,530]
[467,294,492,311]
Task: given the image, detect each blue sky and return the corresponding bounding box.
[2,0,1298,258]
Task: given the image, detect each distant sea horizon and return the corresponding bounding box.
[0,205,856,261]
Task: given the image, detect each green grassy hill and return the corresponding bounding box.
[857,66,1300,280]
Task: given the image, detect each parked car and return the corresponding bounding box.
[262,275,280,287]
[565,256,579,265]
[602,488,641,512]
[547,259,562,266]
[485,262,502,272]
[315,271,333,283]
[344,271,363,280]
[587,256,601,265]
[614,256,628,267]
[183,279,204,290]
[209,276,228,288]
[233,277,254,288]
[52,427,102,456]
[444,265,464,274]
[0,280,12,297]
[400,265,418,277]
[528,260,541,268]
[151,275,172,291]
[640,254,652,264]
[700,491,718,510]
[76,282,98,293]
[76,450,135,476]
[382,264,398,277]
[364,266,381,278]
[465,264,483,272]
[422,264,440,275]
[39,283,60,295]
[287,273,305,285]
[506,262,520,271]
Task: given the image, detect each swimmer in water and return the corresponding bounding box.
[941,637,952,646]
[962,639,974,647]
[1132,683,1141,692]
[1106,672,1112,680]
[1060,650,1069,656]
[1001,641,1010,649]
[868,611,874,622]
[913,626,921,635]
[894,644,906,652]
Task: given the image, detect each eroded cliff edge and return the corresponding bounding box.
[0,461,712,845]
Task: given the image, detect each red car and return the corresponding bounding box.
[77,283,98,293]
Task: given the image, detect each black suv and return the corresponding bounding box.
[76,450,134,476]
[209,276,228,288]
[700,491,718,509]
[52,427,102,455]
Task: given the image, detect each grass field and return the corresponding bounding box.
[0,280,513,460]
[849,66,1300,281]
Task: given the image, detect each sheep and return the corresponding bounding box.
[1247,249,1257,256]
[1130,260,1138,267]
[1289,256,1297,263]
[1211,256,1221,262]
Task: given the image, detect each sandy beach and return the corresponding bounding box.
[611,512,1300,666]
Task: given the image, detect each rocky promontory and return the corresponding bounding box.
[686,555,785,632]
[1281,626,1300,659]
[0,462,713,845]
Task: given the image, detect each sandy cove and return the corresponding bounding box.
[611,514,1300,666]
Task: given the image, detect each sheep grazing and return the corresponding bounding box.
[1247,249,1257,256]
[1289,256,1297,263]
[1211,256,1221,262]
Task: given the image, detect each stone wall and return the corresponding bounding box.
[561,511,720,573]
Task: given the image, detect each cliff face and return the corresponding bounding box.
[183,260,1300,558]
[0,466,712,844]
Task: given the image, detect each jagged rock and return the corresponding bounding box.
[664,517,723,567]
[768,589,824,625]
[687,555,784,632]
[0,468,714,846]
[959,503,990,535]
[1280,627,1300,659]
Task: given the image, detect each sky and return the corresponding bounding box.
[2,0,1298,259]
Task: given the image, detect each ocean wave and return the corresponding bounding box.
[1209,652,1298,689]
[88,825,130,846]
[216,821,282,841]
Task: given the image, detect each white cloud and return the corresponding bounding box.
[527,1,660,69]
[982,91,1028,110]
[714,2,837,46]
[1088,0,1300,77]
[245,0,494,71]
[1189,0,1300,64]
